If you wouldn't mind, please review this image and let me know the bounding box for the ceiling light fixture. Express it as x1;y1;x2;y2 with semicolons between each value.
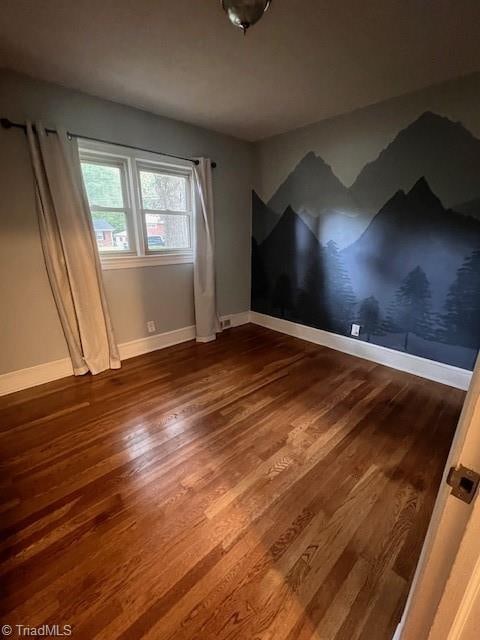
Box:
221;0;272;35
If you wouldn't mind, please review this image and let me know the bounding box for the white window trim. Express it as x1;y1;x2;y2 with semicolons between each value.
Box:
100;253;193;270
79;139;194;269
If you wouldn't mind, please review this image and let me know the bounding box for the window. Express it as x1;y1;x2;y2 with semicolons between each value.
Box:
138;167;191;252
80;142;194;268
81;160;131;253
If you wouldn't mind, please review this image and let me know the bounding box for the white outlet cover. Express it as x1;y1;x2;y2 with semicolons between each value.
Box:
351;323;360;337
147;320;156;333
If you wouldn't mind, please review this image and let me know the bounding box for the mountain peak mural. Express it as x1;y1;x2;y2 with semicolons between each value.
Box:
351;110;480;214
252;111;480;370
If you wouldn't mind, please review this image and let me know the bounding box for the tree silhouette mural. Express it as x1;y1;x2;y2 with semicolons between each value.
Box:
251;111;480;369
324;241;356;333
272;273;293;318
296;252;325;327
383;266;434;351
440;250;480;357
358;296;382;342
251;238;268;303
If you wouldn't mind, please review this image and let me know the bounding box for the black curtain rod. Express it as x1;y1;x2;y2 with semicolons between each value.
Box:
0;118;217;168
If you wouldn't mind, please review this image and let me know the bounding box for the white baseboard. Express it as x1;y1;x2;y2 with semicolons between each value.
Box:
0;312;250;396
118;325;195;359
0;358;74;397
220;311;251;328
250;311;472;391
5;309;466;395
228;311;251;327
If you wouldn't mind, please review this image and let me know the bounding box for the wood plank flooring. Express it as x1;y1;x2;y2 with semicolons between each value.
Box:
0;324;464;639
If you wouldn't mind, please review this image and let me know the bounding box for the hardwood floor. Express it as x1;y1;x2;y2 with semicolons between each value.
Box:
0;324;464;639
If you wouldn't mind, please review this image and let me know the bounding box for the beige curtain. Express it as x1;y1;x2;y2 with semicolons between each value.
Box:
26;122;121;375
193;158;220;342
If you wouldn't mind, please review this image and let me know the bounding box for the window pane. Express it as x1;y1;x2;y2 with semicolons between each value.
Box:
139;170;187;211
81;162;124;208
91;211;130;252
145;213;190;250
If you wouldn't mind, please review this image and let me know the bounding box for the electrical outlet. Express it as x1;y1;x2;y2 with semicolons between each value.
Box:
351;323;360;337
147;320;156;333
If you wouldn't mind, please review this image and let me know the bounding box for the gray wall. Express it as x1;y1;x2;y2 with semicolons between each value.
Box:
0;70;253;374
254;72;480;200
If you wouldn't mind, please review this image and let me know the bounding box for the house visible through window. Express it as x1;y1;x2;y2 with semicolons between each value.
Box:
80;142;194;268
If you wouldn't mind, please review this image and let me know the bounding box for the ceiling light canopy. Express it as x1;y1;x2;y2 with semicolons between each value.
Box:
222;0;271;35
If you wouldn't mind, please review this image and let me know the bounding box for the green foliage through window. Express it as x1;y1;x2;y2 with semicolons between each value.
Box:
81;162;124;208
140;170;186;211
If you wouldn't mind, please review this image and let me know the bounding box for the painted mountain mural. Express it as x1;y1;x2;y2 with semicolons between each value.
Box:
351;111;480;214
266;151;365;248
252;190;280;244
252;111;480;370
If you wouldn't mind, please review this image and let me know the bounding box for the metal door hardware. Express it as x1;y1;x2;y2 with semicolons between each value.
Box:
447;465;480;504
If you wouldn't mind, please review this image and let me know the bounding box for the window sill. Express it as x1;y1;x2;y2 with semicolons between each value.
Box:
100;253;193;270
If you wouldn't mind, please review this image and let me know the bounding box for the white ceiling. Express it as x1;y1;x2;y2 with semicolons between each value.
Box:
1;0;480;141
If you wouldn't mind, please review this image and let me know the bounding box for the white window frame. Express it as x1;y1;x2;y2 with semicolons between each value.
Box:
136;160;193;257
79;140;194;269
